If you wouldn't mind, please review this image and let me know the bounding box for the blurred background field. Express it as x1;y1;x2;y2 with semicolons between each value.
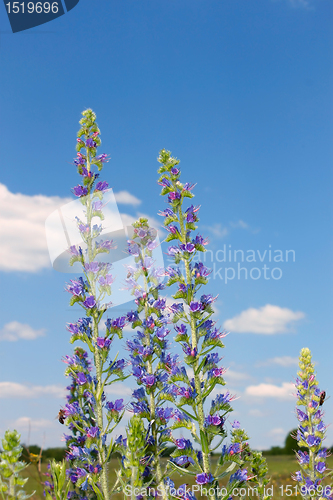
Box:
21;455;333;500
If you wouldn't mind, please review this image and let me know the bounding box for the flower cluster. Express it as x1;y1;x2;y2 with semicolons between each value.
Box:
62;110;127;500
121;218;175;499
292;348;332;500
0;430;31;500
156;149;271;500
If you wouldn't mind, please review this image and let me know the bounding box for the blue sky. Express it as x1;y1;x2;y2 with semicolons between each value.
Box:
0;0;332;451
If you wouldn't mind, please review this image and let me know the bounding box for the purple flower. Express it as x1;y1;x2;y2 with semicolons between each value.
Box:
167;245;181;256
173;409;189;422
74;156;85;166
96;154;108;163
92;200;103;211
96;239;114;250
297;409;308;422
158;177;171;188
142;374;156;387
158;208;175;217
170;303;184;314
98;274;114;286
180;242;195;253
183;182;195;191
168;191;181;202
173;456;194;467
182;343;197;358
106;399;124;412
95;181;109;192
96;337;112;349
76;373;87;385
86;138;96;148
316;462;326;473
73;185;88;197
230;468;248;483
228;443;241;455
175;438;192;450
83;295;96;308
196;473;214;485
306;435;321;447
205;414;222;427
175;323;187;335
84;262;100;273
66;278;85;296
189;301;201;313
86;427;99;438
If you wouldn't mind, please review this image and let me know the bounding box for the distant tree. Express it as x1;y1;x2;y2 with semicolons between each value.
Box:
284;429;298;455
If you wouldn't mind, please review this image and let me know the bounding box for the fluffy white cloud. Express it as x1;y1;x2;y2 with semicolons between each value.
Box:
257;356;299;367
224;369;250;384
12;416;55;430
206;223;229;238
0;321;46;342
223;304;305;334
269;427;286;436
0;382;65;399
245;382;294;400
0;183;155;273
248;409;266;417
114;191;141;206
0;183;72;272
104;383;132;396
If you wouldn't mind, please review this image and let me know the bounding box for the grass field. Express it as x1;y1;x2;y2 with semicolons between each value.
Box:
21;455;333;499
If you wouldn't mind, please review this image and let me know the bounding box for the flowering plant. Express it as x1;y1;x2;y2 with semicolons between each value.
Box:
293;348;332;500
44;111;333;500
0;429;33;500
116;217;175;500
60;109;128;500
153;149;272;500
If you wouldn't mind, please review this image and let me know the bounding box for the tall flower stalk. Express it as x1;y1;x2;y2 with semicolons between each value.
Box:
120;218;175;500
62;109;127;500
0;430;33;500
157;149;270;500
293;348;332;500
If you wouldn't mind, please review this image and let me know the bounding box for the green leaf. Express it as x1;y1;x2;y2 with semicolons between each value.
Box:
168;461;198;476
216;461;237;479
200;430;210;455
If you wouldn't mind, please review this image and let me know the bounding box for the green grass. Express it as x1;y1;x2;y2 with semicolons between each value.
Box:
21;456;333;500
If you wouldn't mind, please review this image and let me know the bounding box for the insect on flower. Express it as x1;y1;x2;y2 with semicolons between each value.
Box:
319;390;327;406
57;409;66;425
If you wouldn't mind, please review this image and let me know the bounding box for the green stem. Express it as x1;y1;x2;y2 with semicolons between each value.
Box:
177;202;215;500
85;146;110;500
143;269;168;500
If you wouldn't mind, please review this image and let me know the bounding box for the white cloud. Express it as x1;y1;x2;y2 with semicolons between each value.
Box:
0;321;46;342
248;409;266;417
104;383;132;397
256;356;299;367
206;219;259;239
206;223;229;239
223;304;305;334
0;183;157;273
224;369;250;384
12;416;55;430
0;382;65;399
0;183;72;272
245;382;294;400
114;191;141;207
269;427;286;436
273;0;314;9
229;220;249;230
